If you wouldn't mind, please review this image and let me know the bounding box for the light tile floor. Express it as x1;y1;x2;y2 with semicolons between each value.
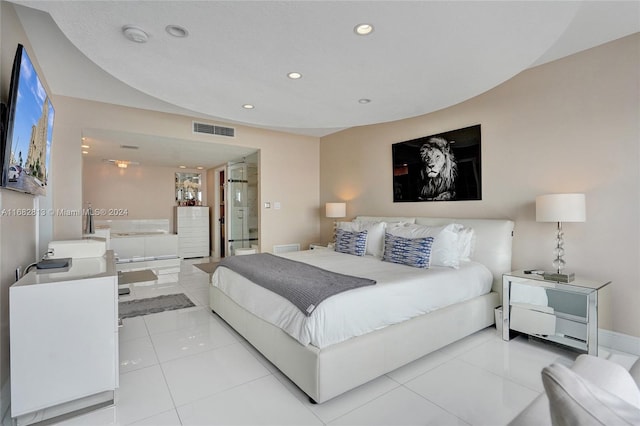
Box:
33;258;637;425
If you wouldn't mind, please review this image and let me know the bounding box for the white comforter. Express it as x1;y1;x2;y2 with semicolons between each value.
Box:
211;249;493;348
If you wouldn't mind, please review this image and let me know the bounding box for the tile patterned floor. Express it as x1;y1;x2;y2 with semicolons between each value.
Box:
11;258;636;426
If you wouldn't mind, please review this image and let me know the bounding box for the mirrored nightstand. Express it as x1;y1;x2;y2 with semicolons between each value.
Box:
502;270;611;355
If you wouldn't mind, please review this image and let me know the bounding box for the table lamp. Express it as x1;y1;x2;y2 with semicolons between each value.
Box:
536;193;586;282
325;202;346;243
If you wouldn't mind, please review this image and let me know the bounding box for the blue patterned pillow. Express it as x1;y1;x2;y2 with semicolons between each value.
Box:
335;229;368;256
383;233;434;268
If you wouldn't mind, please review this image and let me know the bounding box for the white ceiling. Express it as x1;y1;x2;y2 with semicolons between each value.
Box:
80;128;257;170
9;1;640;168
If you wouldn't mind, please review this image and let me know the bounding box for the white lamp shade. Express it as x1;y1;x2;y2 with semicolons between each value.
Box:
536;193;586;222
325;202;346;218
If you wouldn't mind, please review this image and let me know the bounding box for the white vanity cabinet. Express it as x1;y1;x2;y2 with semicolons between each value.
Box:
175;206;210;258
10;252;119;425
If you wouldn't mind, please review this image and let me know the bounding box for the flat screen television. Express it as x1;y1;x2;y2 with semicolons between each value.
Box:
1;44;54;196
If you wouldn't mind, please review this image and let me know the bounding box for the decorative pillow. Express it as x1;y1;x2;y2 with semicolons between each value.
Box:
382;233;434;268
338;221;386;258
334;229;368;256
542;363;640;426
386;223;463;268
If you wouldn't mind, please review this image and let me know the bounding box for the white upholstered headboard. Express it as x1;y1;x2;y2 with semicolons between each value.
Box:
355;216;514;297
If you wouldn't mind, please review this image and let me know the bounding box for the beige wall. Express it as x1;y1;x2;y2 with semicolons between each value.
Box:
83;161;208;232
0;2;49;413
320;34;640;337
53;97;320;254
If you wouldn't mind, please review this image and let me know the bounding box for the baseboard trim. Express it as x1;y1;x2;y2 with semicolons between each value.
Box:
599;329;640;356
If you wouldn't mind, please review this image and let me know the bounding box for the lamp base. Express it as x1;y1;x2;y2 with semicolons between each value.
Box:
542;272;575;283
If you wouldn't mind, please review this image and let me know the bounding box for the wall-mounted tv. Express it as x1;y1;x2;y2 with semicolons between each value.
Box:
2;44;55;196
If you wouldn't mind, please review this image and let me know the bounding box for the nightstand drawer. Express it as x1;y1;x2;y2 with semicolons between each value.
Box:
556;317;587;342
510;305;588;342
510;305;556;336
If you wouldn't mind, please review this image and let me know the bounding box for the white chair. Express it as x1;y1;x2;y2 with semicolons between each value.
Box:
510;354;640;425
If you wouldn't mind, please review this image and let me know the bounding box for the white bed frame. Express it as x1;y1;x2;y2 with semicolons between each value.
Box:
210;216;514;403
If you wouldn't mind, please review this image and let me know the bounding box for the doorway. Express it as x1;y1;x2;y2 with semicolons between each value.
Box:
212;151;258;259
225;159;258;255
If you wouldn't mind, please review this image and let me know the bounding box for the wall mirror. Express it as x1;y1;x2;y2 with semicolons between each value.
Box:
175;172;202;205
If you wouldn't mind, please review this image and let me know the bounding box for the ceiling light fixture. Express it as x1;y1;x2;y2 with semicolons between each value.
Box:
82;151;89;155
122;25;149;43
179;165;186;169
196;166;204;170
287;72;302;80
242;104;255;109
358;98;371;104
354;23;374;36
103;159;139;168
165;25;189;38
81;144;90;149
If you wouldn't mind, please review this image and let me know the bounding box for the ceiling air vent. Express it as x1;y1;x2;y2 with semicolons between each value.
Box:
193;121;235;138
120;144;139;150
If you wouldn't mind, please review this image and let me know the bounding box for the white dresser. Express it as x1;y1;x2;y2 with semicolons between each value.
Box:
10;251;119;425
175;206;210;258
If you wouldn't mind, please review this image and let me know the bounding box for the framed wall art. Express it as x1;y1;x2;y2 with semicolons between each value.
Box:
392;124;481;202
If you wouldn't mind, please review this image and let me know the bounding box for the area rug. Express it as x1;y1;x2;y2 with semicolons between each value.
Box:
194;262;219;274
118;269;158;285
119;293;195;319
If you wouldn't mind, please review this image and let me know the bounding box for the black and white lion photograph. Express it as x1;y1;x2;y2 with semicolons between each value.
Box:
392;125;481;202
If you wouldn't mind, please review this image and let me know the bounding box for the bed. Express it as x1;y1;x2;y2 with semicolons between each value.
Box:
209;216;514;403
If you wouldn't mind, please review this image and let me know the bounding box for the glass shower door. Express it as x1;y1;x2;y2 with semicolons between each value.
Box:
226;163;250;255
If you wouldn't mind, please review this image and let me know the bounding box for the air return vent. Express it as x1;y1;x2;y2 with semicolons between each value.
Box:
120;144;139;150
193;121;235;138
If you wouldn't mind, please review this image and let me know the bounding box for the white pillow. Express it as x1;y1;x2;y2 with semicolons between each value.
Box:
337;221;386;258
457;226;476;262
387;223;463;268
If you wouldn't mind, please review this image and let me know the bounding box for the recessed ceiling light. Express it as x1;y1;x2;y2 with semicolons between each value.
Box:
287;72;302;80
196;166;204;170
242;104;255;109
122;25;149;43
179;165;187;169
166;25;189;38
82;151;89;155
81;144;90;149
358;98;371;104
354;23;374;36
81;137;87;141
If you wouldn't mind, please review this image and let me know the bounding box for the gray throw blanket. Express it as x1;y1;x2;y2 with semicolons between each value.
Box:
218;253;376;316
